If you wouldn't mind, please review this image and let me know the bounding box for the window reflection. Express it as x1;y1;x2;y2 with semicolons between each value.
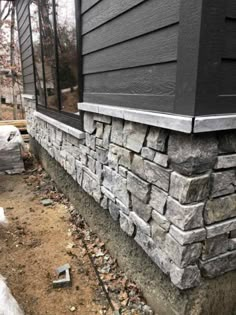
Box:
30;2;46;106
55;0;79;113
40;0;59;110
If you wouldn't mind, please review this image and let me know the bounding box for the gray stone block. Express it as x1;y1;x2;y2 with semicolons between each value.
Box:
94;114;111;124
149;246;171;275
131;195;152;222
170;225;206;245
152;211;170;231
211;170;235;198
90;149;97;160
109;201;120;221
231;229;236;238
82;172;101;203
169;172;210;204
116;198;130;215
146;127;168;152
87;156;96;174
151;221;167;247
127;172;150;203
96;122;103;138
100;196;108;210
153;152;168;167
168;132;218;176
144;160;171;192
96;146;108;164
103;166;130;207
141;147;155;161
84;112;96;134
149;186;168;214
103;124;111;149
108;144;132;170
120;212;135;236
200;251;236;278
206;217;236;238
85;133;96;150
229;239;236;251
118;166;128;178
96;138;103;147
166;197;204;230
111;117;123;146
101;186;116;202
165;234;202;268
170;264;201;290
131;154;145;179
95;161;103;179
218;131;236;153
134;229;155;255
202;234;229;260
204;194;236;224
214;154;236;170
123;121;147;153
130;212;151;236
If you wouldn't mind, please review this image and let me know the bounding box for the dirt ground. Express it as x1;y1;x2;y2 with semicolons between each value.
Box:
0;167;152;315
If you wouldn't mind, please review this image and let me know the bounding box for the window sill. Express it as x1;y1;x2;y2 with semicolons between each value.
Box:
34;111;85;140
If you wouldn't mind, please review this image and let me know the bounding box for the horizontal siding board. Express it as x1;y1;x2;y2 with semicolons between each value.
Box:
18;1;29;24
21;45;33;61
84;63;177;96
24;83;35;94
82;0;145;35
219;61;236;95
223;19;236;59
23;73;35;84
19;27;31;47
84;24;178;74
84;93;174;112
22;55;33;69
226;0;236;18
81;0;101;14
83;0;180;54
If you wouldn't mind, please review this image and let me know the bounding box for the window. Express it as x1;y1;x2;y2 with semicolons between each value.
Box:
29;0;82;128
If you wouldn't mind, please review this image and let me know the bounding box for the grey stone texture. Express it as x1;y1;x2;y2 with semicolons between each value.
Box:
166;197;204;230
165;234;202;268
146;127;168;152
170;172;210;204
127;172;150;203
202;234;229;260
170;225;206;245
25;100;236;291
123;121;147;153
131;195;152;222
211;170;235;198
168;132;218;175
170;264;201;290
214;154;236;170
204;194;236;224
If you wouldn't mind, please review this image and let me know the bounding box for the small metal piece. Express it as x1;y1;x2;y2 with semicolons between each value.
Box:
53;264;72;288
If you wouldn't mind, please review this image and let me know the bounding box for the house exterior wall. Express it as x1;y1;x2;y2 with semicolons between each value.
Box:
23;96;236;292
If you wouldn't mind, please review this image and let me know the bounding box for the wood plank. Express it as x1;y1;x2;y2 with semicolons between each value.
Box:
82;0;145;35
84;25;178;74
83;0;180;54
0;120;27;130
223;19;236;59
84;63;177;96
84;93;174;112
226;0;236;18
81;0;101;14
219;61;236;95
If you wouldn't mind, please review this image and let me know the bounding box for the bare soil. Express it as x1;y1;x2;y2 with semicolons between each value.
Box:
0;166;151;315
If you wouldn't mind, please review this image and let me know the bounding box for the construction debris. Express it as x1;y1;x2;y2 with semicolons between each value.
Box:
0;125;25;174
53;263;72;289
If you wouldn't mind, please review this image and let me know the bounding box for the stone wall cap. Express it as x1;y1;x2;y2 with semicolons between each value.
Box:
78;102;236;134
34;111;85;140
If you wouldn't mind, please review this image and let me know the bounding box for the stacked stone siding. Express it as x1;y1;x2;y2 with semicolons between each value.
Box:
24;98;236;290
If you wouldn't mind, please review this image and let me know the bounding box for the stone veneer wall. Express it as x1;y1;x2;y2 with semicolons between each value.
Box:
24;98;236;290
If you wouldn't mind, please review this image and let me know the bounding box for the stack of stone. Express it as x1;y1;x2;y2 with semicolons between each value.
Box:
24;98;236;290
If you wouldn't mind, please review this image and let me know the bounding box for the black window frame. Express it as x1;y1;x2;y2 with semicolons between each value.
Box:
29;0;83;130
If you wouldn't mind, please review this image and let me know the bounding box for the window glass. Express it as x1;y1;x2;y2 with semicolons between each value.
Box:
40;0;59;110
30;2;46;106
55;0;79;113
